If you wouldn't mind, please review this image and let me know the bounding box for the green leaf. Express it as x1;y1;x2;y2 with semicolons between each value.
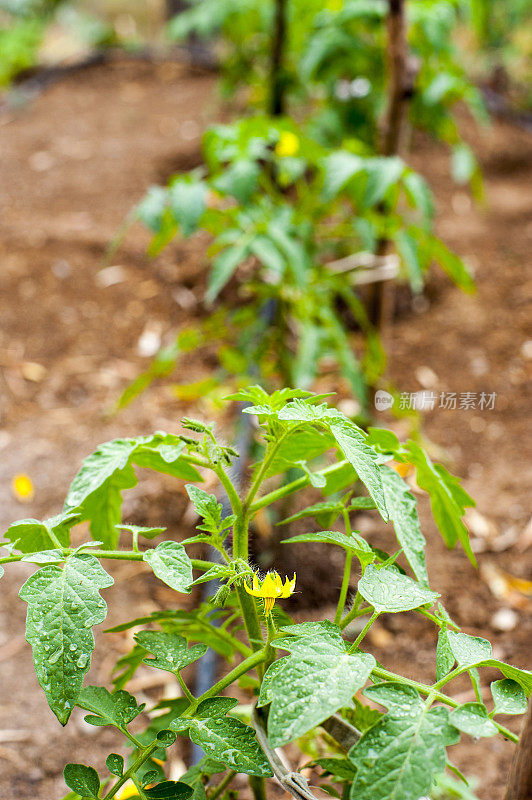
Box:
19;554;113;724
168;177;207;237
322;151;365;200
349;683;452;800
132;442;202;481
213;159;260;204
436;627;455;682
380;466;428;585
430;236;476;294
136;186;168;232
263;626;375;747
281;530;375;568
145;781;194;800
406;441;476;565
206;240;251;303
117;524;166;540
276;401;388;520
106;754;124;776
249;234;285;275
63;763;100;799
172;700;271;777
134;631;207;674
358;564;439;613
402;171;434;220
363;156;405;207
65;438;139;549
395;230;423;294
3;509;81;554
451;144;476;185
450;702;497;738
491;680;528;715
143;542;193;592
65;436;201;549
445;632;532;694
313;757;357;782
185;485;224;534
446;631;492;668
77;685;144;728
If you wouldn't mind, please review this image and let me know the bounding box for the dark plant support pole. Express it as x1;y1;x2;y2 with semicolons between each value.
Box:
270;0;288;116
370;0;409;331
505;697;532;800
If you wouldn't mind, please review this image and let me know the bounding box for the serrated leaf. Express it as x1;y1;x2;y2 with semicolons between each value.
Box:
3;509;81;554
358;564;439;614
144;542;193;593
134;631;207;674
381;466;428;585
349;683;451;800
63;763;100;799
445;631;532;694
65;436;201;548
406;441;476;565
185;485;223;534
188;564;234;586
263;626;375;747
77;685;144;728
171;700;271;777
106;753;124;776
145;781;194;800
450;702;497;738
491;680;528;715
19;554;113;724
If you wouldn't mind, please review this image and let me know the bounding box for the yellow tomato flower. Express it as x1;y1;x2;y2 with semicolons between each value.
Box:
11;473;34;502
244;571;296;615
115;780;139;800
275;131;300;158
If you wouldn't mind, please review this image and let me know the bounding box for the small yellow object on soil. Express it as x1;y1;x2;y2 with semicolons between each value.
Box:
11;474;34;502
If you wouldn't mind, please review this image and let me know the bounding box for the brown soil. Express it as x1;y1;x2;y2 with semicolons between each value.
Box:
0;59;530;800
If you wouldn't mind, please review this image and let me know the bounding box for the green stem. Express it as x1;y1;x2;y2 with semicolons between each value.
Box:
335;510;354;624
249;775;268;800
0;550;214;571
177;672;196;703
432;667;464;691
371;666;519;743
339;592;364;630
131;773;149;800
103;741;159;799
208;771;237;800
349;611;379;652
249;460;349;514
335;552;353;625
184;648;268;717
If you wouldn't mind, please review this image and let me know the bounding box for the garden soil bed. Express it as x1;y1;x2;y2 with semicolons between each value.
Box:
0;59;530;799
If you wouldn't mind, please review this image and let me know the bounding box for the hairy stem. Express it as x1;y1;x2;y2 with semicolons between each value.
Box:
349;611;379;652
208;770;238;800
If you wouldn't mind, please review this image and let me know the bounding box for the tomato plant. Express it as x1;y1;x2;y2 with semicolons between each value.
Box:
2;389;530;800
